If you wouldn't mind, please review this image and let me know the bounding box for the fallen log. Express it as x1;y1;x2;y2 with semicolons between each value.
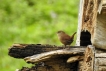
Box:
24;48;84;63
8;44;86;71
8;43;86;58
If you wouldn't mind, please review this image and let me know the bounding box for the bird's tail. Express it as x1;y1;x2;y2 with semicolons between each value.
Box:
71;32;77;39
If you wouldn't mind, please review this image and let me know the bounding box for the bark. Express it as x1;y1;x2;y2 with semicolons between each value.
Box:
67;56;83;63
94;53;106;71
81;45;95;71
76;0;106;50
8;43;86;58
24;49;84;63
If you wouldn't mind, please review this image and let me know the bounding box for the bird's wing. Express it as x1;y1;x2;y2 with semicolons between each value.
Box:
62;34;73;43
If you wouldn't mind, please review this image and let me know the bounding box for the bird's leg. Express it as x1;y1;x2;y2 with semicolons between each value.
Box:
67;45;70;49
65;45;66;48
64;45;70;50
62;45;66;49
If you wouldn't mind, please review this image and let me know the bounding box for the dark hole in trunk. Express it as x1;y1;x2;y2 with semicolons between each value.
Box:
80;31;91;46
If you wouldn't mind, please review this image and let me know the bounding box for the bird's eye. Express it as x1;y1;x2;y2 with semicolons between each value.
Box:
57;31;63;33
57;31;60;33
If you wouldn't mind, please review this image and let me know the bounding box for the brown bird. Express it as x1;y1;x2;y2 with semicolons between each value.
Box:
57;31;76;47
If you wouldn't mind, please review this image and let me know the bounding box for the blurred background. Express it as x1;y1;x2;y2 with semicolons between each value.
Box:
0;0;79;71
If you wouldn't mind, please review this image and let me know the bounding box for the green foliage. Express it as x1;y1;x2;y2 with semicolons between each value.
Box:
0;0;79;71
